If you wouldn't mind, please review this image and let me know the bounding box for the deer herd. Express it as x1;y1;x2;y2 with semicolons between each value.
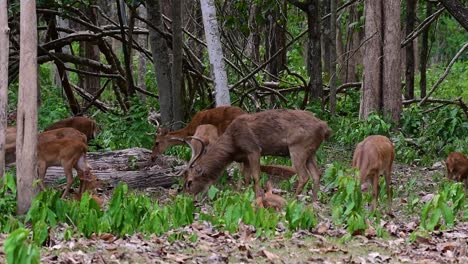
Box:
5;106;468;212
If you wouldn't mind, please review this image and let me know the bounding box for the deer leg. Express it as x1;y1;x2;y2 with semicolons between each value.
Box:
246;153;261;195
384;169;392;213
37;161;47;191
238;162;251;190
306;154;322;203
371;173;379;212
290;147;310;198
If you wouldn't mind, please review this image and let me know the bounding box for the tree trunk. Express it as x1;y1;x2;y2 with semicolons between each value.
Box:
420;1;433;99
137;5;148;96
329;0;337;114
116;0;135;97
439;0;468;31
172;0;184;129
246;3;260;64
322;0;331;77
404;0;416;100
79;7;100;96
0;0;8;178
306;1;323;100
360;0;382;119
200;0;231;106
265;2;287;79
382;0;402;123
146;0;174;126
17;0;38;215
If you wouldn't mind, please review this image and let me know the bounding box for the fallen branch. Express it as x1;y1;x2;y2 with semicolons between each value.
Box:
405;97;468;118
419;42;468;105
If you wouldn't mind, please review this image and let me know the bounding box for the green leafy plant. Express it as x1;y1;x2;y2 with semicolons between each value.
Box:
285;200;317;231
330;167;367;234
420;181;465;231
4;228;40;264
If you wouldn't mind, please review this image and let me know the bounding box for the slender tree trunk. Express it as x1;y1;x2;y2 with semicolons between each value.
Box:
360;0;382;119
172;0;184;129
246;2;260;64
322;0;331;76
200;0;231;106
404;0;417;100
79;7;101;96
137;5;147;95
329;0;337;114
146;0;174;126
382;0;402;123
420;1;433;99
17;0;38;215
116;0;135;97
0;0;8;178
306;2;323;100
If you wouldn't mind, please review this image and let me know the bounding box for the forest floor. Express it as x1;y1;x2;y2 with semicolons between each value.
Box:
0;146;467;264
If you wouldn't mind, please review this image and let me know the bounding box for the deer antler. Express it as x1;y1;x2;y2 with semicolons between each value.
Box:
171;136;206;177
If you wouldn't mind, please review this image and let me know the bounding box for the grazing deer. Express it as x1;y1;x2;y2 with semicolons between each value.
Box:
45;116;98;142
151;106;245;161
183;109;331;202
37;138;92;198
446;152;468;189
352;135;394;212
255;180;287;211
179;124;297;185
5;127;87;165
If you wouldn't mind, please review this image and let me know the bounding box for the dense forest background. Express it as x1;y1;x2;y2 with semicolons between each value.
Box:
0;0;467;263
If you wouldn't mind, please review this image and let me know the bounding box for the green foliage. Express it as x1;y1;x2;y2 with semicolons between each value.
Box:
93;97;155;150
4;228;40;264
330;166;367;234
285;200;317;231
0;172;20;233
420;181;465;231
332;113;392;146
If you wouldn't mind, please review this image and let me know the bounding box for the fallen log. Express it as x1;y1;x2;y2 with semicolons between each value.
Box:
40;147;184;189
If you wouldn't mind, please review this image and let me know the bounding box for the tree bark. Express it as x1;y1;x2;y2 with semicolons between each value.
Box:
420;1;433;99
137;5;148;96
17;0;38;215
439;0;468;31
329;0;337;114
404;0;417;100
0;0;8;178
171;0;184;129
360;0;382;119
265;2;287;79
79;6;101;96
322;0;331;76
246;3;260;63
146;0;174;126
200;0;231;106
382;0;402;123
116;0;135;97
306;1;324;100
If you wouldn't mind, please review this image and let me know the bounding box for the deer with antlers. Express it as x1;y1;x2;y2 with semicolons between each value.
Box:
151;106;246;161
181;109;331;202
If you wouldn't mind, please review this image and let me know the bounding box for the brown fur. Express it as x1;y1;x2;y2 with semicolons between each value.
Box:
151;106;245;161
187;124;297;184
184;109;331;202
73;172;103;208
5;126;17;164
45;116;98;142
352;135;394;212
255;181;287;211
39;127;87;144
37;138;92;198
446;152;468;189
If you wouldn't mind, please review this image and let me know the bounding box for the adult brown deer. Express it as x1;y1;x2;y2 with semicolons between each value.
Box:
183;109;331;202
45;116;98;142
446;152;468;189
352;135;394;212
151;106;245;161
37;138;92;198
180;124;297;183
